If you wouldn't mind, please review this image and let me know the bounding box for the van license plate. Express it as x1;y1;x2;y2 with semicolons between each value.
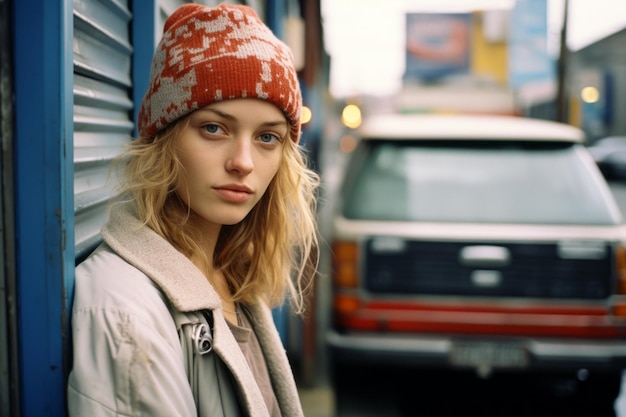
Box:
450;342;528;368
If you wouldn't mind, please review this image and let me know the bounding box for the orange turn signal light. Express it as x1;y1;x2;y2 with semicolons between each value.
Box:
612;302;626;318
333;294;360;314
616;246;626;294
332;241;358;288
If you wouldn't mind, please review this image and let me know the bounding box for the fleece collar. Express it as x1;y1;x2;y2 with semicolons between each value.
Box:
101;202;222;312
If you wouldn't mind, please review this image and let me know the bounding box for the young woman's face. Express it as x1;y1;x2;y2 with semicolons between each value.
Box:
174;98;288;227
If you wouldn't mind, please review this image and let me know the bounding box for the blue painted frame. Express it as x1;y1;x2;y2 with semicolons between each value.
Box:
12;0;74;415
266;0;286;39
131;0;157;139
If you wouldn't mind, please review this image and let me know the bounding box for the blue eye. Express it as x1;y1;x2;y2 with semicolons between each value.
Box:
259;133;280;144
203;123;223;134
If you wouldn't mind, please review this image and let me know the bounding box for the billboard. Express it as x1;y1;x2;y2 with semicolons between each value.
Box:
508;0;554;89
404;13;471;83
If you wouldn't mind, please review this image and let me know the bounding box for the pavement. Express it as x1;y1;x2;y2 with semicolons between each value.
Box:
299;371;626;417
299;385;335;417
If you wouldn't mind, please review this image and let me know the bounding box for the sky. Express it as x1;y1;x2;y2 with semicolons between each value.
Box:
321;0;626;98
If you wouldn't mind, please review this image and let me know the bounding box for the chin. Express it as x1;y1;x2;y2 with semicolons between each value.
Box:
221;218;246;226
189;207;249;227
215;210;250;226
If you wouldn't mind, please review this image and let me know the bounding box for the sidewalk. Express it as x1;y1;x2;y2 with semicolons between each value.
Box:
299;385;335;417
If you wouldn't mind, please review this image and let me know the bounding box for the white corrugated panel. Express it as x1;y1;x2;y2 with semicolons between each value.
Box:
73;0;133;260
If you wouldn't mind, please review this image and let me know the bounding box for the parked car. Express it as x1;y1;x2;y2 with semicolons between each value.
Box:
327;113;626;407
587;136;626;180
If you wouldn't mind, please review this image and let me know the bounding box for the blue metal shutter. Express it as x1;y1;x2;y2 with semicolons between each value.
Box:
73;0;133;260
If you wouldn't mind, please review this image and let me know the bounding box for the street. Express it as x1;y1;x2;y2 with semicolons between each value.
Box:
328;363;624;417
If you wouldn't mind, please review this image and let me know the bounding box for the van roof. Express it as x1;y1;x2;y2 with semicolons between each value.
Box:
358;114;585;143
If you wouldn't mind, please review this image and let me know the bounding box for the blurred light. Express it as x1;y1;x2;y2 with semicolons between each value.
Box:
339;134;358;153
341;104;362;129
300;105;312;124
580;86;600;103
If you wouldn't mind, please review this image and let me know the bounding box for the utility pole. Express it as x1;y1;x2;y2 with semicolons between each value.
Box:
556;0;569;122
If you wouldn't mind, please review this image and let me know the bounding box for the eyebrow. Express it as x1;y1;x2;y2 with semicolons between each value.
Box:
198;108;288;128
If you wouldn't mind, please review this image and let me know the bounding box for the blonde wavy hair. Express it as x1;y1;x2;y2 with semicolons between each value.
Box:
113;115;320;314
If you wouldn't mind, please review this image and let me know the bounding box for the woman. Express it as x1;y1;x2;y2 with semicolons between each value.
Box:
67;3;319;417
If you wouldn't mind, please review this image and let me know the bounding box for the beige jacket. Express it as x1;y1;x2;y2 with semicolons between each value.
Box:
67;203;304;417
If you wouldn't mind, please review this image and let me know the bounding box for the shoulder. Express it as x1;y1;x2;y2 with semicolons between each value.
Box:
74;243;169;323
72;243;182;360
69;245;196;416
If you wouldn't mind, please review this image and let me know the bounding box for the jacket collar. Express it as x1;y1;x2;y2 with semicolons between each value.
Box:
101;202;221;312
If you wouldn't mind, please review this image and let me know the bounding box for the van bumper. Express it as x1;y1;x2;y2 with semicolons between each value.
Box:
326;330;626;372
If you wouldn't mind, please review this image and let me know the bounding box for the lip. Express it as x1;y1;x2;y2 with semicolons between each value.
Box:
213;184;254;203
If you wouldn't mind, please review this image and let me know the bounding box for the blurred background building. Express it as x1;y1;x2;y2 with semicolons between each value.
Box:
322;0;626;142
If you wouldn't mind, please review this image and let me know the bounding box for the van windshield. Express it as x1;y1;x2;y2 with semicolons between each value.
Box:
342;140;619;225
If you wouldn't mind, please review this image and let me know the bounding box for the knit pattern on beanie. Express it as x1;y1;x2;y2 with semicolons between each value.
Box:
138;3;302;141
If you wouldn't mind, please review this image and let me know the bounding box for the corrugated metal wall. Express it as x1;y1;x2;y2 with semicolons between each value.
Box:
73;0;134;260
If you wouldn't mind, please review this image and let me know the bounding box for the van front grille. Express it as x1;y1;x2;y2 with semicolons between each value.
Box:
363;240;611;299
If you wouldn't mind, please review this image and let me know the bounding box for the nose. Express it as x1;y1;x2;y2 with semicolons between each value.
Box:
225;137;254;175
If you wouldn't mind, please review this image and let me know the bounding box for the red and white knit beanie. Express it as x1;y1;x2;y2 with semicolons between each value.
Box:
138;3;302;141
